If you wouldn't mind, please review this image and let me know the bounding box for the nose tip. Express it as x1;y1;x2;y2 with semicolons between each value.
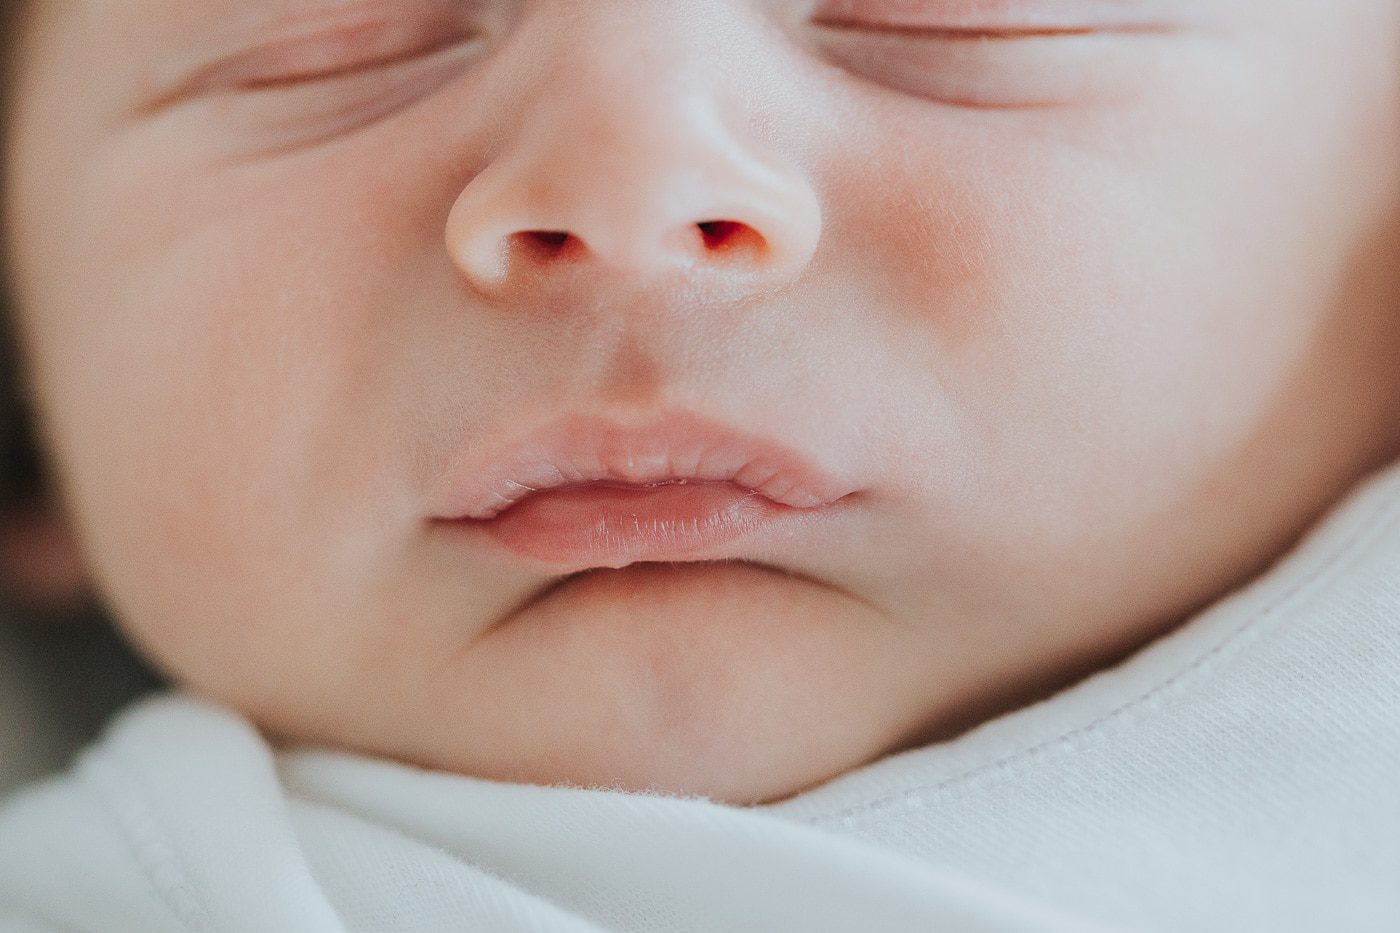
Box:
444;97;822;300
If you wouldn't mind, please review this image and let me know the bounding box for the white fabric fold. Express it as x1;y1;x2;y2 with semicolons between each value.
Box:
2;456;1398;931
0;694;1097;931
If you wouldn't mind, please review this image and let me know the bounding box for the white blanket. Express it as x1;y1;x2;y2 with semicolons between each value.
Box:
2;455;1398;931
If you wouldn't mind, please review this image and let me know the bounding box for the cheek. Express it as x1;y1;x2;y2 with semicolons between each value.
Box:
829;104;1333;541
13;158;425;644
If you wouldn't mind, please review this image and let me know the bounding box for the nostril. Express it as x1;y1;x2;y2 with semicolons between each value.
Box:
523;230;574;252
696;220;766;256
507;230;586;266
490;223;773;280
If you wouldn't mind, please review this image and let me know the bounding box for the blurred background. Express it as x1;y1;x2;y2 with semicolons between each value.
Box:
0;604;162;797
0;202;164;798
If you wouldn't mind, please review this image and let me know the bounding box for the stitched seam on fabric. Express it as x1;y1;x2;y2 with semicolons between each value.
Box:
805;497;1400;828
80;751;214;933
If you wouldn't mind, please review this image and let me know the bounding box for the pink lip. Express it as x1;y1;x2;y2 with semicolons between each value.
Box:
428;411;859;569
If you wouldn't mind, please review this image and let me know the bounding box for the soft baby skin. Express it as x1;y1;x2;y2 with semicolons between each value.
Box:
4;0;1400;805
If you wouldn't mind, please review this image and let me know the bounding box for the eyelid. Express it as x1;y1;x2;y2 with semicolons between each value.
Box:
144;13;480;112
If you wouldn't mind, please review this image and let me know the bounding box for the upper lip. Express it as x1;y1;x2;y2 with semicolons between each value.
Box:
431;409;860;521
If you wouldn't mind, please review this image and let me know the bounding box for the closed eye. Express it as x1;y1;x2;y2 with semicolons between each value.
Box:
144;17;484;113
228;32;483;94
138;24;488;163
808;11;1181;110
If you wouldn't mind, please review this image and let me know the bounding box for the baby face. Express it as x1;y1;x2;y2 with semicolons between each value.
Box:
4;0;1399;804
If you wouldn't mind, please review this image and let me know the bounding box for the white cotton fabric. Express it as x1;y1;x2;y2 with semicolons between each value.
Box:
1;456;1398;932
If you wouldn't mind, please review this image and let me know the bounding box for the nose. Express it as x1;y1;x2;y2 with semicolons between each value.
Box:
444;15;822;303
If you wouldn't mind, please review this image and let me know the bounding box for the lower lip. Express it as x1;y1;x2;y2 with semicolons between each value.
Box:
469;481;788;567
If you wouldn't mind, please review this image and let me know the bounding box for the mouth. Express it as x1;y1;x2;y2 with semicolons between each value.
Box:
468;478;790;567
428;410;861;571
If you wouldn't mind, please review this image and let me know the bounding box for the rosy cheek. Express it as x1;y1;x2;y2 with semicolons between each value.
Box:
822;127;1083;355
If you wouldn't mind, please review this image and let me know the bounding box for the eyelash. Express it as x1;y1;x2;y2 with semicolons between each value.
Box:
811;18;1099;41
